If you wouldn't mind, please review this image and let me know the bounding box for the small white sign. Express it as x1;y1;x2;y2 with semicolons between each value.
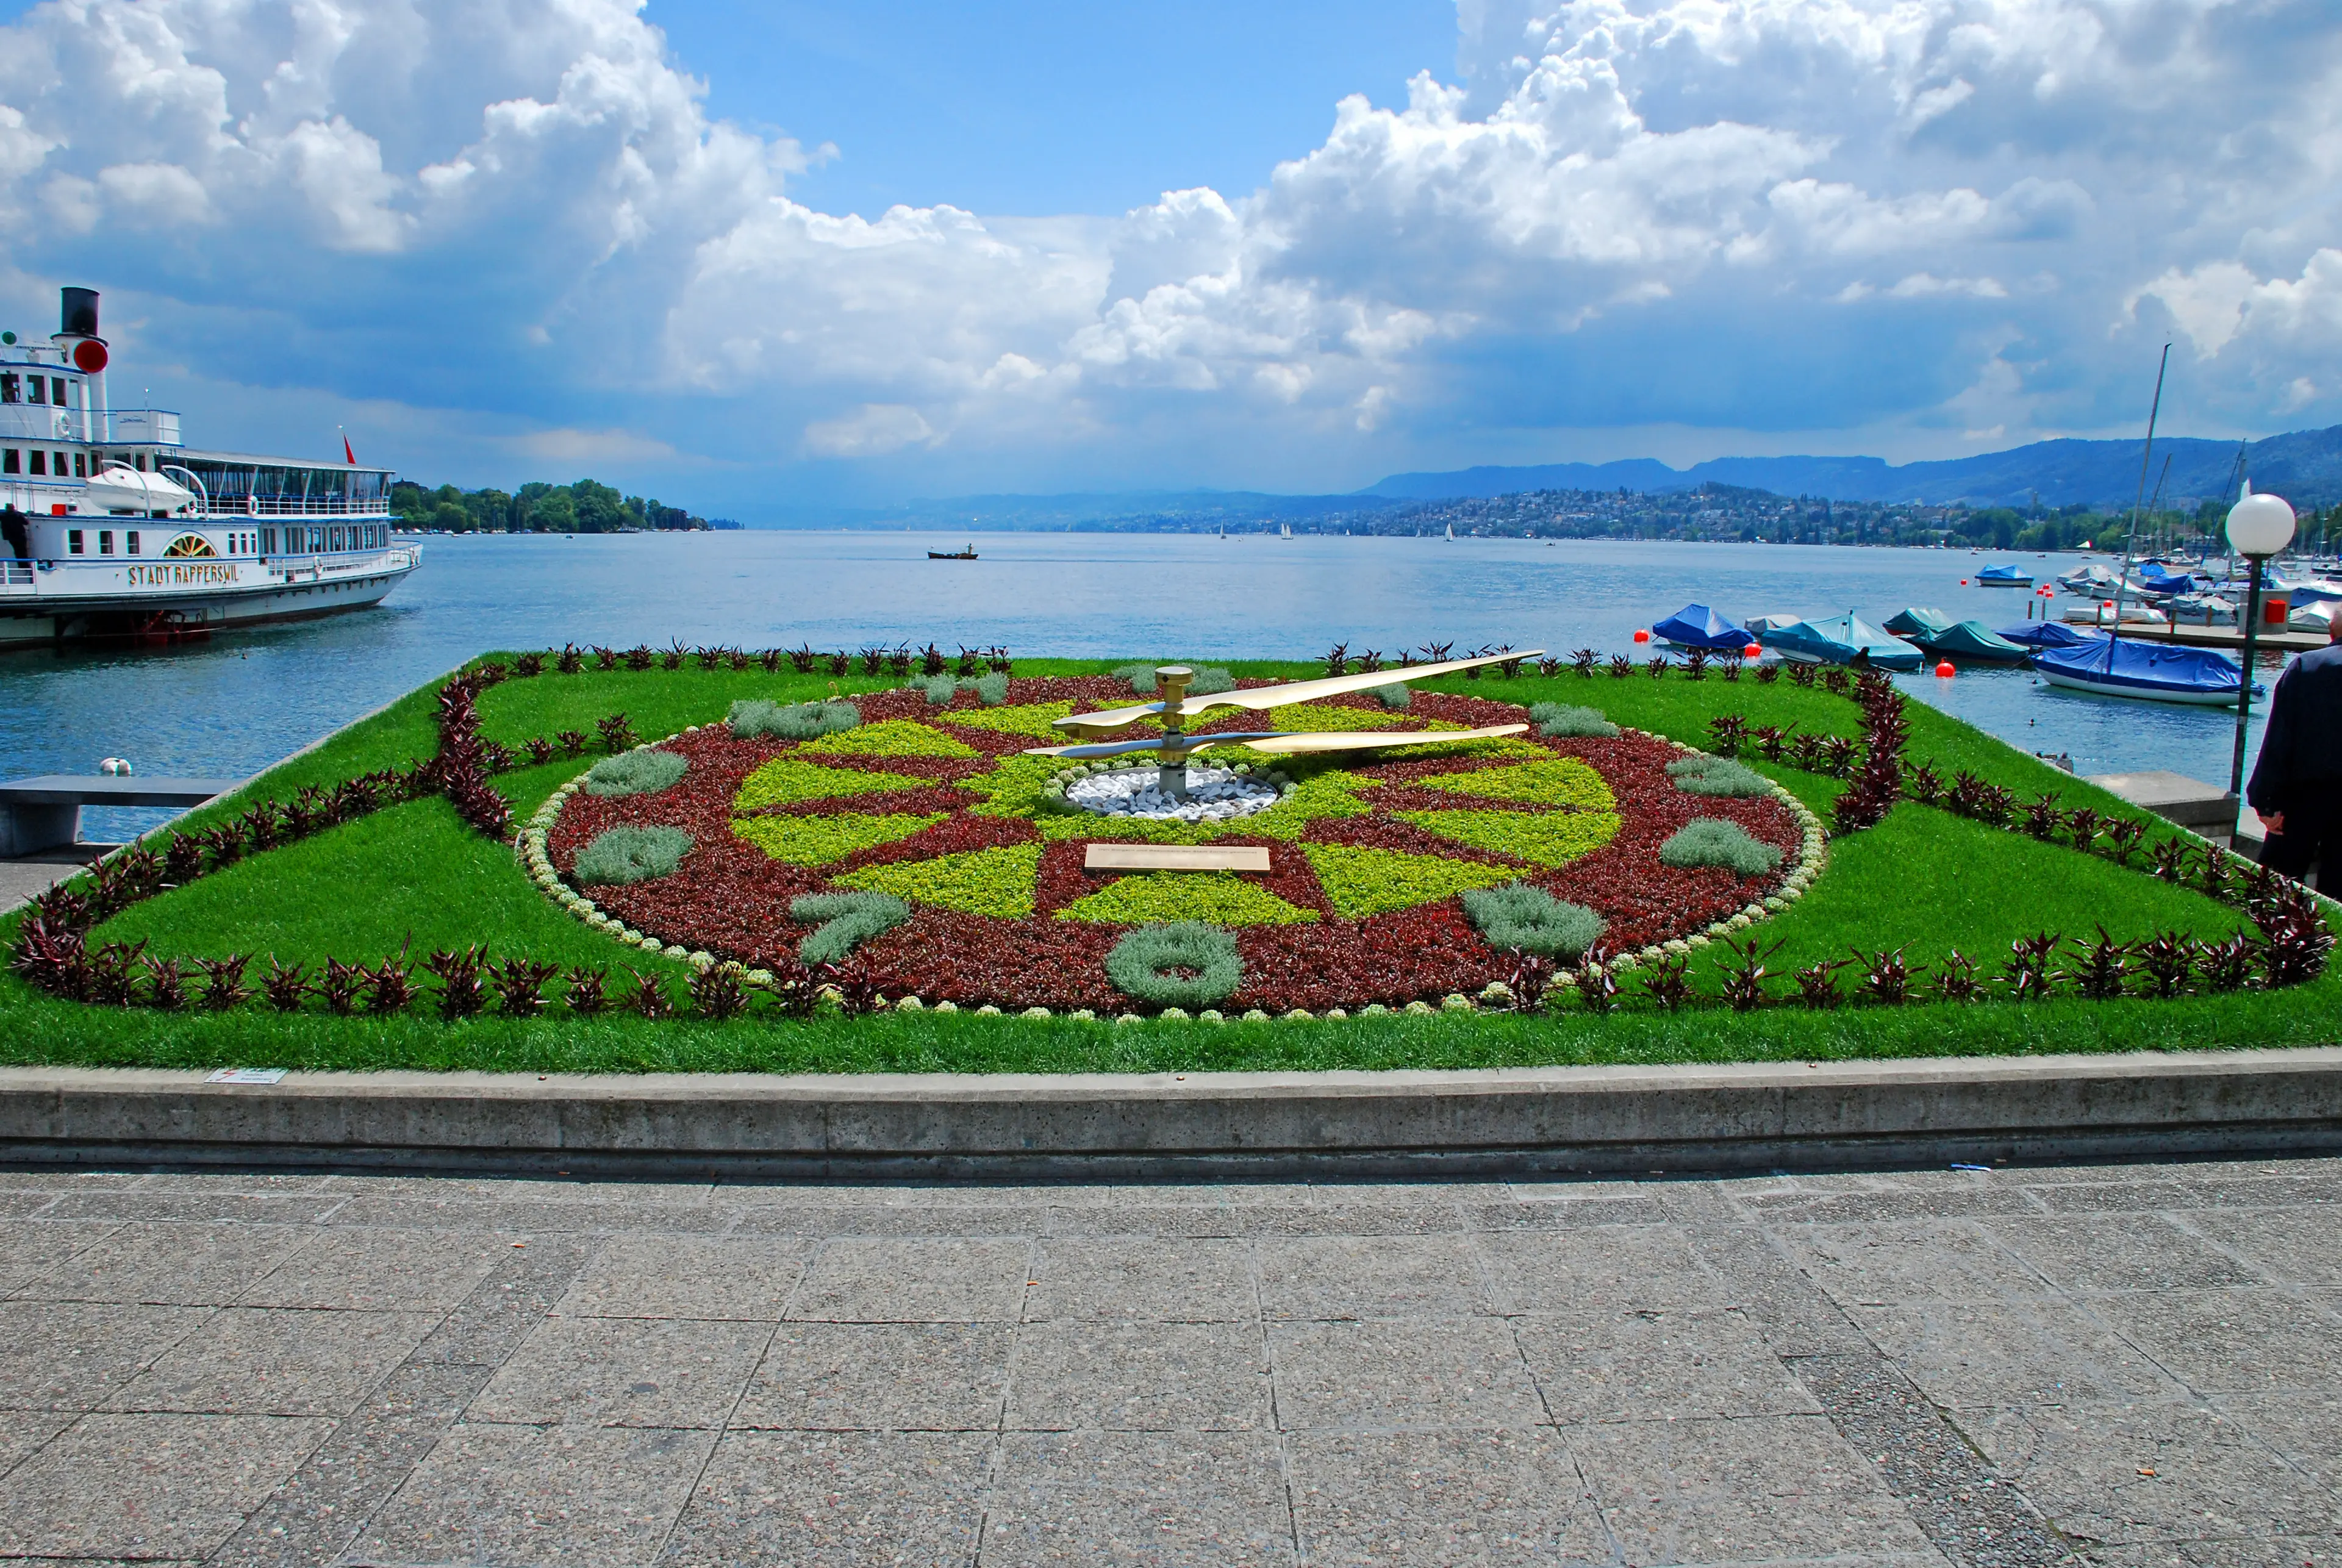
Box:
206;1067;287;1084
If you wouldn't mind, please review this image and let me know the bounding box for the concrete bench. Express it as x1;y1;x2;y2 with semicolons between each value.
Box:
0;775;245;857
2087;769;2265;854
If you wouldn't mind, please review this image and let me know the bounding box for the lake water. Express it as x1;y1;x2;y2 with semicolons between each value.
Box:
0;530;2288;840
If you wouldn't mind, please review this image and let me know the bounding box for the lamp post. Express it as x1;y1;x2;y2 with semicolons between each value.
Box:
2226;484;2296;834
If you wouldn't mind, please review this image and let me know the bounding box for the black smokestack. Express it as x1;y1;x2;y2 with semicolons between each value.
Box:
60;287;99;337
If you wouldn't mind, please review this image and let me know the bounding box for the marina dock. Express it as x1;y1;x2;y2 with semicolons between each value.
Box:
2118;621;2329;655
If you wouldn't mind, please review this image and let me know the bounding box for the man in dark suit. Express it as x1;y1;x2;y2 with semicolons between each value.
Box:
2249;617;2342;892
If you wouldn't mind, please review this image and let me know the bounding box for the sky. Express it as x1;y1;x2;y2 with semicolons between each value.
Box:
0;0;2335;518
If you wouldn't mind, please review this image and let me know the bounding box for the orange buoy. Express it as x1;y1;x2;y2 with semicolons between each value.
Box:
1632;628;1650;643
1935;660;1955;678
1960;579;1969;586
1742;642;1762;658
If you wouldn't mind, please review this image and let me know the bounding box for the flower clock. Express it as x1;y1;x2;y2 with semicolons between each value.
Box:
529;673;1822;1015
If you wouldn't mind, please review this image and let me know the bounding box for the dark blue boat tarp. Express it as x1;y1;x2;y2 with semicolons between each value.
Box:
2033;637;2243;696
1997;621;2100;650
1758;614;1925;671
1650;603;1753;651
2138;572;2201;596
1976;564;2032;582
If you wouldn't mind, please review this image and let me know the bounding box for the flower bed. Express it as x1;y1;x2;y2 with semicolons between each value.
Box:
529;676;1819;1012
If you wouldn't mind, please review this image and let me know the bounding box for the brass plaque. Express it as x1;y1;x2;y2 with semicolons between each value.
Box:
1084;843;1271;873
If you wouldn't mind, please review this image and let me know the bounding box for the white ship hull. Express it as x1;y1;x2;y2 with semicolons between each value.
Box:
0;546;419;647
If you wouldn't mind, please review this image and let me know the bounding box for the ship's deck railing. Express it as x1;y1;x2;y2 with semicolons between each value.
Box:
195;497;392;518
0;560;31;587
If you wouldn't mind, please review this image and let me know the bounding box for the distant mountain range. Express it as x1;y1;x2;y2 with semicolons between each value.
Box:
1364;424;2342;509
776;421;2341;530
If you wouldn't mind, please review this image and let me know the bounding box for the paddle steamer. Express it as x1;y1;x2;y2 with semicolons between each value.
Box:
0;287;417;648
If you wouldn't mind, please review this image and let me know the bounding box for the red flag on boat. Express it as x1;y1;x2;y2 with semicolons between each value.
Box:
342;430;356;464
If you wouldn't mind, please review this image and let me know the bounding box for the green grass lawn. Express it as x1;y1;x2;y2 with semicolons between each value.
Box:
3;655;2330;1074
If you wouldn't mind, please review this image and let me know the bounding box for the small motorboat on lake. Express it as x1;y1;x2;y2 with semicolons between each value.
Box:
1975;564;2033;587
2057;564;2122;596
2062;601;2169;628
1997;621;2102;651
1758;612;1925;671
2290;600;2340;635
1883;606;1952;640
1650;603;1755;652
1884;607;2030;664
2033;636;2254;706
2168;594;2238;626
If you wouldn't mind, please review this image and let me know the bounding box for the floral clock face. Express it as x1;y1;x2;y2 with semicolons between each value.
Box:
542;676;1808;1013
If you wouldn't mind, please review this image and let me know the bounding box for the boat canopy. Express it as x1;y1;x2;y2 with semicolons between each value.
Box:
1922;620;2032;661
2286;579;2342;606
1883;607;1953;640
1975;564;2033;584
1742;613;1804;635
85;462;196;515
2135;570;2202;596
1996;621;2099;650
1650;603;1753;651
2033;638;2245;701
1758;613;1925;671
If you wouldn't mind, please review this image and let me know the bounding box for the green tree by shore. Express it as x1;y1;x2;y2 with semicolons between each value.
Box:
391;478;733;534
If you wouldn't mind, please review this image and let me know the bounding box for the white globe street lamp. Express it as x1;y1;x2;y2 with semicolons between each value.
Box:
2226;483;2297;825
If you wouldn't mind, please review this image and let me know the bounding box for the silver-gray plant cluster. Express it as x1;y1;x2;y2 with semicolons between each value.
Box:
1659;818;1785;876
729;699;862;740
1666;754;1773;798
918;673;1011;706
574;825;693;886
1114;662;1236;696
790;891;912;965
1370;683;1412;709
1460;881;1606;958
1529;701;1619;739
582;749;688;798
1105;922;1244;1008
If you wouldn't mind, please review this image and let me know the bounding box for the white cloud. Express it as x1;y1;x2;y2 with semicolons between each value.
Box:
0;0;2332;497
801;403;935;459
505;426;680;463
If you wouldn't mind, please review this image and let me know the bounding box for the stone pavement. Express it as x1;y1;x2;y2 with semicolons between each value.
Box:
0;1158;2332;1566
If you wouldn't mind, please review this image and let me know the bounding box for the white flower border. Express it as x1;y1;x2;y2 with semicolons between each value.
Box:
516;721;1828;1020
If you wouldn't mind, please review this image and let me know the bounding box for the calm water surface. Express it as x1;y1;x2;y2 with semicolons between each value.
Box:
0;531;2286;839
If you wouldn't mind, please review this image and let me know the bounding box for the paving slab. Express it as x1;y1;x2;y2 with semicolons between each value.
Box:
0;1156;2326;1561
1286;1427;1611;1566
661;1428;988;1567
348;1421;717;1566
733;1321;1014;1431
1005;1318;1272;1432
0;1411;333;1559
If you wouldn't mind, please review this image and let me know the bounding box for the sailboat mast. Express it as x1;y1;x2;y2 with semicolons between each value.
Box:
2108;343;2170;656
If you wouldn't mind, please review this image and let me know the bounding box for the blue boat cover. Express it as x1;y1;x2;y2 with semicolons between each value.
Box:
1996;621;2100;650
1650;603;1753;651
2137;571;2201;596
1976;564;2032;582
2033;637;2243;696
1758;614;1925;671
